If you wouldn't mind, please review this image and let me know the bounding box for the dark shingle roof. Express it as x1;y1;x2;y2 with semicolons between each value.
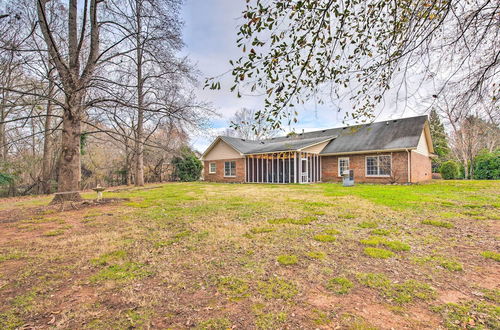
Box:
320;115;428;154
221;135;334;154
207;115;428;156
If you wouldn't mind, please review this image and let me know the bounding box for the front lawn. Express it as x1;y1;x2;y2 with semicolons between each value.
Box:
0;181;499;329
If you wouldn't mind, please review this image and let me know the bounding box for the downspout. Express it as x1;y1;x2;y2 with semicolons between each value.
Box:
406;149;411;183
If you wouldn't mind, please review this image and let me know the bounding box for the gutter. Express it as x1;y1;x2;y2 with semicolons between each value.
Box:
320;147;416;156
406;149;411;183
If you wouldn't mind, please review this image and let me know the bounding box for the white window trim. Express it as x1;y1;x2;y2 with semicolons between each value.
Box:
338;157;350;177
365;155;392;177
224;161;236;177
208;162;216;174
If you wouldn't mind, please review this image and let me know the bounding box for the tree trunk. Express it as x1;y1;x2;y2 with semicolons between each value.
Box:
0;121;5;161
134;0;145;186
135;103;144;186
125;141;132;185
0;87;8;160
41;64;55;194
57;103;81;193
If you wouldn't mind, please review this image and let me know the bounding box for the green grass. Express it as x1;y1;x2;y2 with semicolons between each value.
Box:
323;228;341;235
364;247;394;259
358;221;378;229
250;226;275;234
439;259;463;271
360;236;411;251
217;277;249;300
91;250;127;266
481;288;500;304
326;277;354;294
414;255;464;271
277;255;298;265
481;251;500;262
422;219;454;229
371;229;390;236
357;273;435;305
90;262;151;282
257;278;298;300
432;301;500;330
306;251;326;259
323;181;496;210
0;251;23;262
42;229;65;237
313;234;337;242
383;240;411;252
268;216;316;225
255;312;287;329
196;318;231;330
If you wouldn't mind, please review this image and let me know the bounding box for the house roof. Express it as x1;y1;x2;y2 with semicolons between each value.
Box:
320;115;429;154
202;115;430;157
219;135;335;154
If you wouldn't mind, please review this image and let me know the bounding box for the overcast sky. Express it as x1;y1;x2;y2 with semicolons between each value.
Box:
181;0;427;152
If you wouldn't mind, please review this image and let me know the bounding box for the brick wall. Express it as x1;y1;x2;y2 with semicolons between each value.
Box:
203;158;246;183
410;151;432;183
321;151;412;184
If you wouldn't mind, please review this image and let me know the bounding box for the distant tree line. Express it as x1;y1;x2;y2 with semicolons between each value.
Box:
430;110;499;180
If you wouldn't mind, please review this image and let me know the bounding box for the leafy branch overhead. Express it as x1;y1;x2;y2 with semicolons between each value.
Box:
206;0;499;130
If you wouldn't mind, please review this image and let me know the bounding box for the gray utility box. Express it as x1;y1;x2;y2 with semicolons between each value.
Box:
342;169;354;187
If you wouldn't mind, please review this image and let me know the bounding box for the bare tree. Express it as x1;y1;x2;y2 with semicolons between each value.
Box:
450;116;499;178
104;0;185;186
35;0;105;199
224;107;279;140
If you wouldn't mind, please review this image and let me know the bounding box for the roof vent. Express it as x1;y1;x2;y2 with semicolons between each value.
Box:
393;120;397;122
321;130;326;132
260;141;265;144
241;139;245;141
342;127;347;130
386;121;389;125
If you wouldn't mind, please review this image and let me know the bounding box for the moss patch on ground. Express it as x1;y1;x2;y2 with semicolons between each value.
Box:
357;273;435;305
422;219;454;229
257;278;298;300
363;247;395;259
326;277;354;294
432;301;500;330
277;255;298;265
481;250;500;262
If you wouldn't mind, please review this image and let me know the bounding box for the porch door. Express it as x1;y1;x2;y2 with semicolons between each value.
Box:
301;158;308;183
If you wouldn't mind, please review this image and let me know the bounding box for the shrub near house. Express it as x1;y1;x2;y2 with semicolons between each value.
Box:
440;161;460;180
172;148;203;181
473;150;500;180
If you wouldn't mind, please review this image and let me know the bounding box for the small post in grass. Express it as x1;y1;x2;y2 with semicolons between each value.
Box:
93;184;106;202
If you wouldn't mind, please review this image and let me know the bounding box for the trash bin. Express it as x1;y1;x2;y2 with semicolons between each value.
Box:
342;169;354;187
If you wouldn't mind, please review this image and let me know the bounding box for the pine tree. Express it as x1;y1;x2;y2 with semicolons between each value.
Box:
429;110;451;170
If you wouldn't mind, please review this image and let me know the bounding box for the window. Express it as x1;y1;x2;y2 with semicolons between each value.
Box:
338;157;350;176
366;155;392;177
209;162;216;174
224;161;236;177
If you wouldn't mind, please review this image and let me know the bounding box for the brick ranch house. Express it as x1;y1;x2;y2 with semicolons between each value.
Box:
201;115;434;184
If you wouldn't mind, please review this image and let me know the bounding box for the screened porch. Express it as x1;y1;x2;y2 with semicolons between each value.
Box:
245;152;321;184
